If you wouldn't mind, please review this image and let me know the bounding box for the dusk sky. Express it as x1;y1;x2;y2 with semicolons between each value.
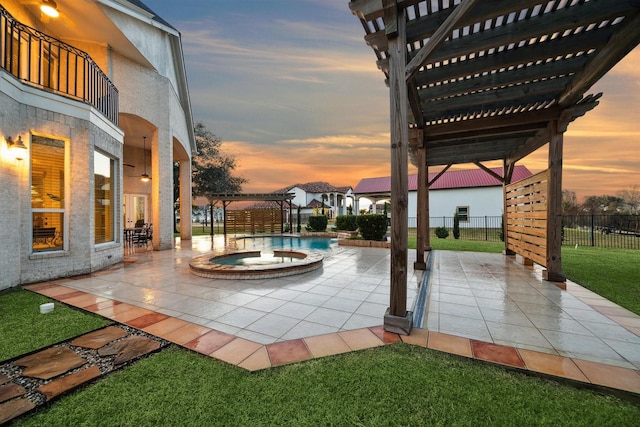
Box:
146;1;639;202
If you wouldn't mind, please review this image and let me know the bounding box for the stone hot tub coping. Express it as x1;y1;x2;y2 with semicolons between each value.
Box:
189;249;324;280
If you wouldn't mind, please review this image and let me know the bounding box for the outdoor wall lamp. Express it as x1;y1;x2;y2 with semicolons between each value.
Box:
7;135;27;161
40;0;60;18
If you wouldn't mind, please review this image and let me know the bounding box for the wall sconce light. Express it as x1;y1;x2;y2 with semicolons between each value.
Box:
7;135;28;161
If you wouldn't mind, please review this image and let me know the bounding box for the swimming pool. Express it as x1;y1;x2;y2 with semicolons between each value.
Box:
232;236;337;252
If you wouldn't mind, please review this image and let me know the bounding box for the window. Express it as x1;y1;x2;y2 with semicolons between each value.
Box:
31;136;66;252
456;206;469;222
94;151;115;244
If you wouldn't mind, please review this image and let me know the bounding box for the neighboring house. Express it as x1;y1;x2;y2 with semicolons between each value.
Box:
0;1;195;290
271;182;353;221
353;166;532;225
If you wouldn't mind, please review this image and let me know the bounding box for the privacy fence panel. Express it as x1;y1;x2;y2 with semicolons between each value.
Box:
504;170;549;266
226;210;283;234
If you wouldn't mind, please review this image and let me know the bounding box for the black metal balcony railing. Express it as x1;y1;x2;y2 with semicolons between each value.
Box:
0;6;118;125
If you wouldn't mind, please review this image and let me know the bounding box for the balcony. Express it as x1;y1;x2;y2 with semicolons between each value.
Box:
0;6;118;125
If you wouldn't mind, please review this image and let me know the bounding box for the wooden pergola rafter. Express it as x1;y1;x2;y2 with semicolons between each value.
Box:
349;0;640;334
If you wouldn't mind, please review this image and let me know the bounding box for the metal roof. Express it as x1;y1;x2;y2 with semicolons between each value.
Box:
349;0;640;167
354;165;532;194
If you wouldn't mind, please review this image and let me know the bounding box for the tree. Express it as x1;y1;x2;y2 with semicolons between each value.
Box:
618;185;639;214
453;212;460;239
562;190;580;215
191;122;247;233
581;195;624;214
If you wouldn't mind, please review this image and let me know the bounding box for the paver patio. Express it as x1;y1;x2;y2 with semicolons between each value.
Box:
4;235;639;424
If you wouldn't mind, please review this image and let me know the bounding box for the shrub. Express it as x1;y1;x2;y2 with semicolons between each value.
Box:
307;215;328;232
435;226;449;239
453;212;460;239
356;214;387;241
335;215;358;231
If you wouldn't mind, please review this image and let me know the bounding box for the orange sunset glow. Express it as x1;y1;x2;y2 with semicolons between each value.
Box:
153;2;639;203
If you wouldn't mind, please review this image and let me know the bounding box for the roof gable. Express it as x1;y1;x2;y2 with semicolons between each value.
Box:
271;182;352;195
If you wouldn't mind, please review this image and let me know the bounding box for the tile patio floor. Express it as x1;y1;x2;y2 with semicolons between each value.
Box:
23;236;640;395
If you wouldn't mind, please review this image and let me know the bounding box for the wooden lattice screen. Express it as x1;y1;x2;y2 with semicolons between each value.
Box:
505;170;549;267
225;209;282;234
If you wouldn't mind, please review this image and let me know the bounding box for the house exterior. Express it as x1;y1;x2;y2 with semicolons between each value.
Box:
272;182;353;221
0;0;195;291
353;166;532;225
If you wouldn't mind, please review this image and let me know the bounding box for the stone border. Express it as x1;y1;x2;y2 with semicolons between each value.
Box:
189;250;324;280
338;239;390;248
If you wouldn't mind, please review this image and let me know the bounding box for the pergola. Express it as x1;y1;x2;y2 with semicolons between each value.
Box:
349;0;640;334
205;193;295;235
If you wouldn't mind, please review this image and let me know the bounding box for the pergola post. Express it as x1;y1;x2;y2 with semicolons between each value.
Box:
222;201;228;236
383;1;411;335
543;120;566;283
414;136;429;270
502;159;515;256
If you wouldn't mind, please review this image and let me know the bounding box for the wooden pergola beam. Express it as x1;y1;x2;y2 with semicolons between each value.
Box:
206;193;295;202
559;11;640;107
405;0;479;82
423;108;562;139
428;164;451;187
473;162;505;183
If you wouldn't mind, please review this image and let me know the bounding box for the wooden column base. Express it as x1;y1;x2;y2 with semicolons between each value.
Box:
542;270;567;290
413;261;426;270
384;308;413;335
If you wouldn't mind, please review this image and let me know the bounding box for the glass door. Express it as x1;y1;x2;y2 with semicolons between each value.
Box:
123;194;148;229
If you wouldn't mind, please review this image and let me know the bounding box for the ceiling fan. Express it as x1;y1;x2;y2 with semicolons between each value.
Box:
128;136;151;182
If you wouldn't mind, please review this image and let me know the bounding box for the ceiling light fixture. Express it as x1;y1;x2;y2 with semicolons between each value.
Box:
40;0;60;18
140;136;150;182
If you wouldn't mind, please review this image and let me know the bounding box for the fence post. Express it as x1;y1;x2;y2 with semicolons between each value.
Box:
485;216;488;241
591;214;595;247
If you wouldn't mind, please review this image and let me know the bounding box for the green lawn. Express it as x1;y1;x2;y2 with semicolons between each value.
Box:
0;289;111;361
17;345;640;426
562;246;640;315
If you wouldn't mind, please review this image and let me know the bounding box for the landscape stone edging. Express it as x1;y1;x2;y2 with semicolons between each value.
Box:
338;239;390;248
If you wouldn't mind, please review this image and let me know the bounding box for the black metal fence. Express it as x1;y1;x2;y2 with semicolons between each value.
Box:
562;214;639;249
1;6;118;125
409;215;503;242
407;214;640;249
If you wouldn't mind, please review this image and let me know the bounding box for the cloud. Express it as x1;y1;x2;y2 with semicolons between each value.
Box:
178;18;378;83
159;2;639;204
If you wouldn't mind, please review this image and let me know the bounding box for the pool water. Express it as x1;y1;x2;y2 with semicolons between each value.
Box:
215;252;301;266
233;236;337;252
